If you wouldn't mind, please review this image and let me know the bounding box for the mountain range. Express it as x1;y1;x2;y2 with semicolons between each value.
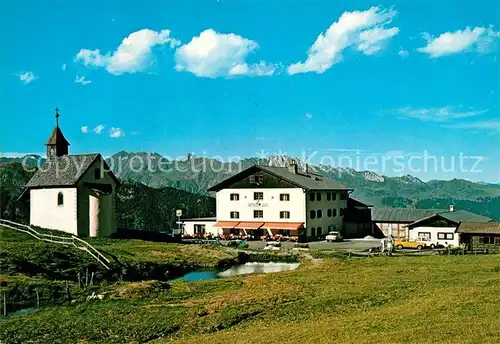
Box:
106;152;500;216
1;152;499;222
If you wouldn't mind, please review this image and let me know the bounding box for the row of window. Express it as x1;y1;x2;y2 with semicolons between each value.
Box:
230;210;290;219
230;192;290;201
438;233;454;240
310;227;323;236
229;208;345;219
310;209;345;219
229;191;348;202
309;192;348;202
249;174;264;184
479;236;500;245
418;232;454;240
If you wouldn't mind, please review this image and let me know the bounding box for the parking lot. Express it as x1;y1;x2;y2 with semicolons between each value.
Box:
247;238;384;251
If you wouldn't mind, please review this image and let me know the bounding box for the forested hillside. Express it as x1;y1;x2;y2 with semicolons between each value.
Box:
117;180;215;231
0;163;215;231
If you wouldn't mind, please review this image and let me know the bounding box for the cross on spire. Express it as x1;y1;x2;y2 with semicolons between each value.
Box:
55;107;60;126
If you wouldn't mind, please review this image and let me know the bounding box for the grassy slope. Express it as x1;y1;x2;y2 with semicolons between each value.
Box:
88;238;237;267
166;256;500;344
0;225;289;284
2;255;500;343
0;225;241;326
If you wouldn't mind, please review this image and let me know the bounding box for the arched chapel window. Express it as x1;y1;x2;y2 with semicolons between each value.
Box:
57;192;64;206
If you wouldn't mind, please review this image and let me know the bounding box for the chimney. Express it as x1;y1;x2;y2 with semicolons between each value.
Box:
449;204;455;212
289;159;298;174
305;163;309;175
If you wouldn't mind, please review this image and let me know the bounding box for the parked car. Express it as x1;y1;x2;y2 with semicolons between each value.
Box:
394;238;426;250
326;231;343;242
415;237;439;249
264;242;281;251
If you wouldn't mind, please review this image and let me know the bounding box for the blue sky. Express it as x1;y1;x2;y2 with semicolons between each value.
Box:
1;0;499;182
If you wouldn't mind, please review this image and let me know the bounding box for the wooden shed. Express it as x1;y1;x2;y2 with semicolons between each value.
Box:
456;222;500;250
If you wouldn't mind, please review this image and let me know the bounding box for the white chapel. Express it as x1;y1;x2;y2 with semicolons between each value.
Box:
21;109;119;237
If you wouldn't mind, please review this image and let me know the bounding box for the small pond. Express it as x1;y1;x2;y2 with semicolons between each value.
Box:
170;262;300;282
169;270;219;282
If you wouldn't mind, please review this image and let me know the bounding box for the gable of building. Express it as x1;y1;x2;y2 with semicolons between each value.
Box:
77;157;118;190
21;154;119;199
219;168;302;189
406;210;493;229
438;210;493;223
406;215;459;229
208;165;350;192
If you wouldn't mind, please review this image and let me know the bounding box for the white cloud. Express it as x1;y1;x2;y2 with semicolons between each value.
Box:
255;136;266;141
228;61;278;77
444;120;500;133
418;26;499;58
398;49;409;57
305;113;313;120
75;29;180;75
175;29;277;78
81;126;89;133
130;131;140;135
93;124;105;134
388;106;487;122
109;127;125;138
357;26;400;55
18;71;37;84
62;64;67;71
75;75;91;85
287;7;399;75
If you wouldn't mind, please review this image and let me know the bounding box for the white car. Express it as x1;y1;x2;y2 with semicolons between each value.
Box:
415;237;439;249
264;242;281;251
326;231;343;242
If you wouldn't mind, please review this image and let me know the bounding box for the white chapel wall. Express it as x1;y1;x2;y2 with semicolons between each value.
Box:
30;188;78;235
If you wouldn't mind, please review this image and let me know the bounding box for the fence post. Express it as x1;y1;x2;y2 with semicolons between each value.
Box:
85;268;89;287
66;281;72;302
35;288;40;309
77;272;81;289
3;294;6;317
90;272;94;286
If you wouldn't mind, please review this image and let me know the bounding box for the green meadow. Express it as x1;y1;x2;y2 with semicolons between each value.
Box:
1;226;500;343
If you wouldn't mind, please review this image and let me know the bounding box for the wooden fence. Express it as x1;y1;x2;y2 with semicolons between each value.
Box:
0;219;111;270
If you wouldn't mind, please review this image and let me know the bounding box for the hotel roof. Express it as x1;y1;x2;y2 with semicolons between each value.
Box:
208;164;350;191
